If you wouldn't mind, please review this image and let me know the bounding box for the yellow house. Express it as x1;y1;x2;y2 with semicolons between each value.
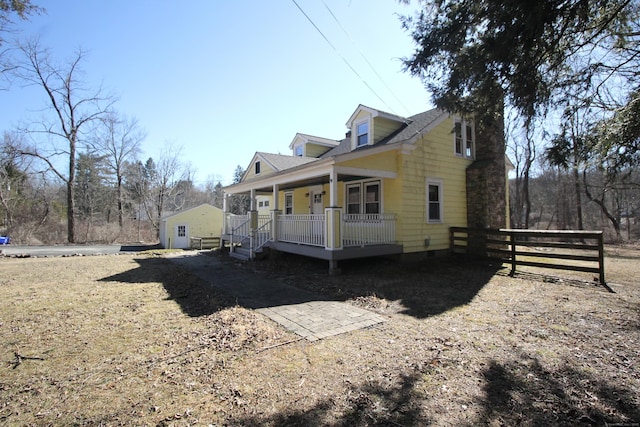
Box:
222;105;509;272
159;204;224;249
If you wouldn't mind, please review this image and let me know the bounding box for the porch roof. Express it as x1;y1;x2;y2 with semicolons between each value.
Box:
224;156;398;194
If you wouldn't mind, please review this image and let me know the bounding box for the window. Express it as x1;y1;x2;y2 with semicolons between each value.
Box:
454;119;474;158
264;200;270;207
427;179;442;223
177;225;186;237
294;144;303;157
347;185;361;214
465;123;474;157
284;192;293;215
356;121;369;147
258;201;264;208
255;161;261;174
346;180;381;214
364;182;380;214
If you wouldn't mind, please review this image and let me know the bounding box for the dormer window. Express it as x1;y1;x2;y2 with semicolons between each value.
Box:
356;121;369;147
255;161;261;174
294;144;303;157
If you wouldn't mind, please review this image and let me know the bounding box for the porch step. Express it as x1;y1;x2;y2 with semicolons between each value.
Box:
228;246;267;261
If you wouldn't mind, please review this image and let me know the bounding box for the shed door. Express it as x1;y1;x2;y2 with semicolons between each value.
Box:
174;223;189;249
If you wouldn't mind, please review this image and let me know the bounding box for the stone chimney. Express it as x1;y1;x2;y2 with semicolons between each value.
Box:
465;105;507;254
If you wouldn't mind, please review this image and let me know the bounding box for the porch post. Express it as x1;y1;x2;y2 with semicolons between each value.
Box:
329;169;338;207
249;209;258;260
222;193;229;234
324;207;343;251
250;189;257;211
272;184;279;210
271;209;280;242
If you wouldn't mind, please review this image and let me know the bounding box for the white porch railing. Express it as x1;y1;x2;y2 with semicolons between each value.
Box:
229;214;250;248
226;212;396;251
254;215;272;251
225;213;247;235
343;213;396;246
278;214;325;247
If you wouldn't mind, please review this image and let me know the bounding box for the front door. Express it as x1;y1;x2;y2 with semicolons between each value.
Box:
310;192;324;215
174;223;189;249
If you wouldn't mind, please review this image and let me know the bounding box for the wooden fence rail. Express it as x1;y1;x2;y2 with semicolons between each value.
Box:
190;236;221;250
449;227;611;291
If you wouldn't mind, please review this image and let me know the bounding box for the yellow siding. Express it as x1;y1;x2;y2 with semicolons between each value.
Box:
396;116;471;253
244;158;276;181
373;117;402;144
337;150;398;173
162;204;224;248
305;143;332;158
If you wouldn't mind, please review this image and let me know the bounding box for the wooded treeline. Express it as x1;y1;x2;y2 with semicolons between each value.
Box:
2;0;638;244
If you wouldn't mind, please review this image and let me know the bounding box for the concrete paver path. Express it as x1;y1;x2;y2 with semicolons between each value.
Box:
166;251;385;341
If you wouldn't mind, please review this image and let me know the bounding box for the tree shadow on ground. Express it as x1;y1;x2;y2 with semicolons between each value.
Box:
101;250;500;320
231;370;432;426
99;255;233;317
470;353;640;426
229;352;640;426
256;251;503;318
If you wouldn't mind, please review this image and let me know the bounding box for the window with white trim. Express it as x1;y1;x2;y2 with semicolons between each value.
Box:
454;119;474;158
356;121;369;147
427;179;443;223
255;161;261;174
294;144;303;157
346;180;381;214
284;192;293;215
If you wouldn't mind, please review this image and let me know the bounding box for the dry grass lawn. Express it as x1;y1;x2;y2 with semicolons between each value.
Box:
0;246;638;426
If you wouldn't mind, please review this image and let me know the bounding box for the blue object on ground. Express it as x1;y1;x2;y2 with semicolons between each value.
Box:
0;236;9;244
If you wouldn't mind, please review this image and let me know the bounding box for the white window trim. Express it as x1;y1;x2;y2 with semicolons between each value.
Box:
344;179;383;214
294;143;304;157
426;178;443;223
284;191;294;215
355;119;370;148
454;119;474;159
255;160;261;175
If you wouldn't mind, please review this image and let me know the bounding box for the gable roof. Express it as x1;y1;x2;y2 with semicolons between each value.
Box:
160;203;222;220
288;133;340;150
322;108;447;158
257;152;318;170
345;104;409;128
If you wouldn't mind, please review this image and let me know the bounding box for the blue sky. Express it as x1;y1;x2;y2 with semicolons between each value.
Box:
1;1;432;185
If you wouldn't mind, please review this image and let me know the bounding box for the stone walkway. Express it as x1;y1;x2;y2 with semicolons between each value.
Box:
166;251;385;341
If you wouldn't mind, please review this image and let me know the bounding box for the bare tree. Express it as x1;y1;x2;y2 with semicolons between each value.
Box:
90;112;145;230
14;39;114;242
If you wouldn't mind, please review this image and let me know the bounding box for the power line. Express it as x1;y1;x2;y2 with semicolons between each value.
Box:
291;0;396;114
320;0;412;116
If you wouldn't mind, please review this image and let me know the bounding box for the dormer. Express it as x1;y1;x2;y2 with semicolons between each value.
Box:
289;133;340;158
345;105;408;151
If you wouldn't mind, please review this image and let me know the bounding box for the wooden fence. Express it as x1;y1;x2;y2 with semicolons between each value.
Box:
449;228;611;291
190;236;221;250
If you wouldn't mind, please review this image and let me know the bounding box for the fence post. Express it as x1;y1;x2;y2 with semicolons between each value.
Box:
598;232;606;286
510;230;516;277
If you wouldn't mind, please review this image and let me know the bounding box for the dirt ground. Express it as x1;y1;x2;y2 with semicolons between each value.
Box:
0;245;638;426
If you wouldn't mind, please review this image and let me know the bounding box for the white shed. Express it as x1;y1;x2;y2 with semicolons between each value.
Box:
159;204;224;249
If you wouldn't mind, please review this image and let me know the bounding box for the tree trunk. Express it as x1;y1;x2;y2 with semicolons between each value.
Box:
67;138;76;243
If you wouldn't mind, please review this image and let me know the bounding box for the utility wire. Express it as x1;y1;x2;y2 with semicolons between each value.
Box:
291;0;396;114
320;0;412;116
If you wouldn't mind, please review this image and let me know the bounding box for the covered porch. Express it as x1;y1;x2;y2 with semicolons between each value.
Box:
221;160;402;272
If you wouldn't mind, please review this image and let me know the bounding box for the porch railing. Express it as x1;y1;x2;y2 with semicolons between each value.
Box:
278;214;325;247
226;212;396;250
254;215;272;251
225;213;247;235
343;213;396;246
229;215;250;248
